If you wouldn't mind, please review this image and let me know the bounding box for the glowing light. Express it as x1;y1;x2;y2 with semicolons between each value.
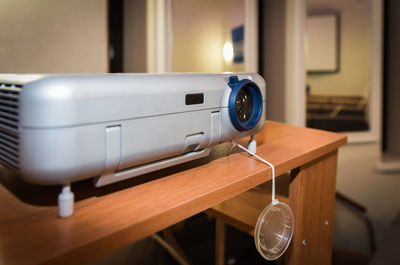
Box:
223;42;233;62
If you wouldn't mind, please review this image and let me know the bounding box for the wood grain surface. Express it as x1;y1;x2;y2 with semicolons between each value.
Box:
286;151;338;265
0;121;346;265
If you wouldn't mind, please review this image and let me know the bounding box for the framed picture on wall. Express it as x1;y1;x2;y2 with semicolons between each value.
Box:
306;14;340;73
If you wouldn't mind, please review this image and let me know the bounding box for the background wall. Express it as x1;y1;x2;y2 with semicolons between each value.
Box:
220;0;245;72
0;0;108;73
171;0;224;73
171;0;245;73
306;0;371;96
123;0;147;73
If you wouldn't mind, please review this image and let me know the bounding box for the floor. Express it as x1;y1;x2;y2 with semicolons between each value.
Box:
335;142;400;254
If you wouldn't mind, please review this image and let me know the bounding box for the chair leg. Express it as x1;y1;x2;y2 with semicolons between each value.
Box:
216;219;226;265
162;228;192;265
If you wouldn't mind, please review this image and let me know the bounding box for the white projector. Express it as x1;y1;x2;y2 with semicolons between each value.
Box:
0;73;265;188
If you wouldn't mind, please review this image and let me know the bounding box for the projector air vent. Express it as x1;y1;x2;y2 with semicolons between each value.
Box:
0;83;21;171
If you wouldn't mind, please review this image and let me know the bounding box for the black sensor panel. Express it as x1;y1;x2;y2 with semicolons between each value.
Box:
185;93;204;105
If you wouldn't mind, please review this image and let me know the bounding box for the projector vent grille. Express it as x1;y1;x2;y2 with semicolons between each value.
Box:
0;83;21;171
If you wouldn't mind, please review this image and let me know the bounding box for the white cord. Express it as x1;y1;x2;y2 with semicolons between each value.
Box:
233;142;279;205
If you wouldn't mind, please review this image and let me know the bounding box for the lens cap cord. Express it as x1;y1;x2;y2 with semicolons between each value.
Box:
231;142;294;260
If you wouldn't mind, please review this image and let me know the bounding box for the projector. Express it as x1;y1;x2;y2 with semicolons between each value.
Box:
0;73;266;188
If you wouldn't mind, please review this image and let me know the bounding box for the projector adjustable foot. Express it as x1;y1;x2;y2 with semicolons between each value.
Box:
248;135;257;155
58;183;74;218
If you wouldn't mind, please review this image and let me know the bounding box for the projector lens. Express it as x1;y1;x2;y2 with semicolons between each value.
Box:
228;76;263;132
235;87;254;123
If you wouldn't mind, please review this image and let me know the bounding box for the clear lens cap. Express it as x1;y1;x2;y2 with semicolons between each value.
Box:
254;201;294;260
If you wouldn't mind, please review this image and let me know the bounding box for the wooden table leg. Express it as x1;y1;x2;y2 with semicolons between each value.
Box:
216;219;225;265
285;151;338;265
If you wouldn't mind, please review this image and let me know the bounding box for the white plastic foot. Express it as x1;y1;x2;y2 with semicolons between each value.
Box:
248;135;257;155
58;184;74;218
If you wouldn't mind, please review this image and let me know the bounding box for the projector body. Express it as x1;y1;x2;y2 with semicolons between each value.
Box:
0;74;266;187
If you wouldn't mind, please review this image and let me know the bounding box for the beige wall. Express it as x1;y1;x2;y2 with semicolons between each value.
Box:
221;0;245;72
171;0;224;72
0;0;108;73
124;0;147;73
306;0;371;96
171;0;244;73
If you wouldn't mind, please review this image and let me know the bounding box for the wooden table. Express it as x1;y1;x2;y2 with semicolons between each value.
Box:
0;121;346;265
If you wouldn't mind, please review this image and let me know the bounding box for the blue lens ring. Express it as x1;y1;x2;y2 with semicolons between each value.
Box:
228;78;263;132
